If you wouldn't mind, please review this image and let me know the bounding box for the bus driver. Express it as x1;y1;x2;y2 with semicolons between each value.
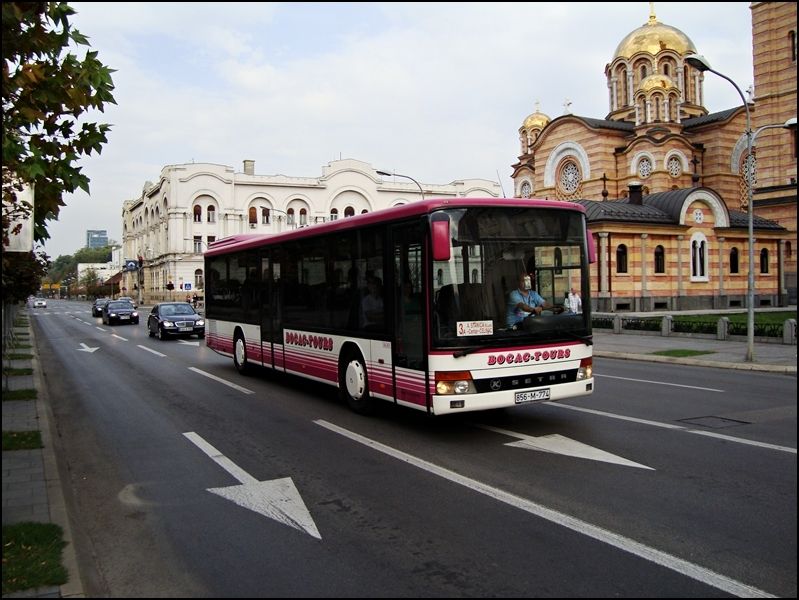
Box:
506;272;558;328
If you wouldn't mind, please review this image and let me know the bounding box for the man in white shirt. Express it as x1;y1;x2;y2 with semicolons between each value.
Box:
567;287;582;314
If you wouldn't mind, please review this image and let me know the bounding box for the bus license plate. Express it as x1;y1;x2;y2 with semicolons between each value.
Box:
515;389;550;404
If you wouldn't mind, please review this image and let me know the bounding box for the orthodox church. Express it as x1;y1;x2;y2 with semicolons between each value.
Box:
512;3;796;312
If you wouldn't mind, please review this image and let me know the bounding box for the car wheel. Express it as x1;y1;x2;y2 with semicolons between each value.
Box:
157;326;167;340
339;349;374;415
233;333;250;375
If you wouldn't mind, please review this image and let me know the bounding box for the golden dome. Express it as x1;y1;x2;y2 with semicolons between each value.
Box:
613;15;696;60
521;102;551;130
640;72;676;92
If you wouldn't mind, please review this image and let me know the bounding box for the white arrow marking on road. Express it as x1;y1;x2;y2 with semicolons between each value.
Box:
178;339;200;346
183;432;321;539
478;424;653;470
77;342;99;353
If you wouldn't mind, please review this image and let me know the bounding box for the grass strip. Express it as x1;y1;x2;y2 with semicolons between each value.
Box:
3;368;34;376
652;349;715;358
2;389;37;401
2;522;68;594
2;430;43;450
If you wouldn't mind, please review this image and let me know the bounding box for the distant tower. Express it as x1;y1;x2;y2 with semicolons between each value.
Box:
86;229;108;249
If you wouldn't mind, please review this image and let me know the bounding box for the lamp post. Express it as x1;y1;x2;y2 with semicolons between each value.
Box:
376;170;425;201
683;54;799;362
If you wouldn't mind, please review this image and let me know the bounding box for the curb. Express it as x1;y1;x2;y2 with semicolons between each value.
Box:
30;323;86;598
594;350;798;374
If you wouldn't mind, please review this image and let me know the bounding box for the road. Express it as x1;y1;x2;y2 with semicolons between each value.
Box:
32;300;797;597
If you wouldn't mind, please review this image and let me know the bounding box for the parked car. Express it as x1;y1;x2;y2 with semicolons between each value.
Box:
147;302;205;340
33;297;47;308
92;298;110;317
102;300;139;325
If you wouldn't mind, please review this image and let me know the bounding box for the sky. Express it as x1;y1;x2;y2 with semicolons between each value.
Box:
43;1;754;259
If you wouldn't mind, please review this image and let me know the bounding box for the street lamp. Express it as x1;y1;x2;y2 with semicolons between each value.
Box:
684;54;797;362
376;170;425;201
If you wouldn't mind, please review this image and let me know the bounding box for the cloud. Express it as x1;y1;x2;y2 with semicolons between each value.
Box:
44;2;753;259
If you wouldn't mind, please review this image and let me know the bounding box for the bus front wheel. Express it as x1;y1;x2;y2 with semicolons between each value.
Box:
340;350;373;414
234;333;251;375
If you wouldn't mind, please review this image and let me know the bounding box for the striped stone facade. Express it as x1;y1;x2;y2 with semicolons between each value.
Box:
512;4;796;311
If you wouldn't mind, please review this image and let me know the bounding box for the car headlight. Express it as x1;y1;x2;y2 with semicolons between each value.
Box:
163;321;175;328
196;320;205;326
132;311;138;317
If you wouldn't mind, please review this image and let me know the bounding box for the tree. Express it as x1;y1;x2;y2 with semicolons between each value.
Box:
2;2;116;249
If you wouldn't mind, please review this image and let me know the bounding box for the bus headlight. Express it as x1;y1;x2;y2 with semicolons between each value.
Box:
435;371;476;395
576;358;593;380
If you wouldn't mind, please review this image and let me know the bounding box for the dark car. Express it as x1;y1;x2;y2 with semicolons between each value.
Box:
92;298;110;317
148;302;205;340
102;300;139;325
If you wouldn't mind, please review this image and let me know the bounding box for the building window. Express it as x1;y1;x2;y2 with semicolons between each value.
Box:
558;160;581;194
760;248;769;274
667;156;682;177
520;181;532;198
616;244;628;274
330;208;338;221
654;245;665;273
287;208;295;225
730;247;739;274
193;205;202;223
637;156;652;178
344;206;355;218
690;233;708;280
195;269;204;290
248;207;257;225
207;206;215;223
193;236;203;254
299;208;307;226
261;208;270;224
361;209;368;214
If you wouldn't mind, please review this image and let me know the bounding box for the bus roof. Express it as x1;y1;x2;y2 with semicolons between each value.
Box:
205;197;585;257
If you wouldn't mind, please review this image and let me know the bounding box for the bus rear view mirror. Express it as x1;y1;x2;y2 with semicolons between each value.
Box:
431;217;451;261
587;228;597;264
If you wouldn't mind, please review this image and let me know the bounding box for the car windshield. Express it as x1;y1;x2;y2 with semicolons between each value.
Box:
161;304;195;316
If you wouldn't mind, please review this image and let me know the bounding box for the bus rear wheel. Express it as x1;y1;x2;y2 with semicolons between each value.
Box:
234;333;251;375
340;350;373;414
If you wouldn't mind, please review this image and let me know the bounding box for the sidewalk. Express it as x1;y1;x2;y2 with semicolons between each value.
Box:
592;329;797;373
2;306;796;597
2;309;84;599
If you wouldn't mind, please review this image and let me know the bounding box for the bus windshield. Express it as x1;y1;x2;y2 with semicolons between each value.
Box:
431;207;590;349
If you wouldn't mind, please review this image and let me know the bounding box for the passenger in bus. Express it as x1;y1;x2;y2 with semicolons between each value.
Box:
506;272;557;328
360;276;384;329
566;287;582;314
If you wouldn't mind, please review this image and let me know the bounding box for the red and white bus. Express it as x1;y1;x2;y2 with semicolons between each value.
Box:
204;198;595;415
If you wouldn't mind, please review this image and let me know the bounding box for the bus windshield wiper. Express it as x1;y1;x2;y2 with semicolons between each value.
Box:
453;346;480;358
553;329;593;345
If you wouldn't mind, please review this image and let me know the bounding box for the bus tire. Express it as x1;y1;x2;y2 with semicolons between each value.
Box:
339;349;374;415
234;332;251;375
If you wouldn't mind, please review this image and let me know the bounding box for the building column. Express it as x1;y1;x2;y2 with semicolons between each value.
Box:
598;232;609;297
717;236;726;300
638;233;652;310
676;235;684;308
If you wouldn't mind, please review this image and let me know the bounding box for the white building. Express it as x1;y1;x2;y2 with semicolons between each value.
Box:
122;158;501;304
77;262;117;285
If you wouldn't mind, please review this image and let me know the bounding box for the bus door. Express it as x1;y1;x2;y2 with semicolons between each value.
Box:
259;251;281;369
391;222;427;407
270;248;285;371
